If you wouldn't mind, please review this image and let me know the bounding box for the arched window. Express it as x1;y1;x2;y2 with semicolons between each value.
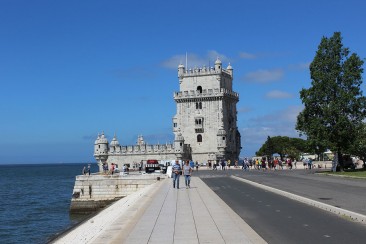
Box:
197;134;202;142
197;86;202;93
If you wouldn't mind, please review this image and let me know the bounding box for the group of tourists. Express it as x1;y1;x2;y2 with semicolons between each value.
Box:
82;164;91;175
240;157;298;171
212;159;235;170
302;158;314;169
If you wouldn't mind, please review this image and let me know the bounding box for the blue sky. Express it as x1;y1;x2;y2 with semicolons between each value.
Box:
1;0;366;164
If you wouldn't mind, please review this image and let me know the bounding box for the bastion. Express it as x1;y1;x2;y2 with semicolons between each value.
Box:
70;173;164;213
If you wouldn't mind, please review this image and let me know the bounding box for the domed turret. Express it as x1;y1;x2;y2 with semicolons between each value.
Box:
215;57;222;65
94;133;100;145
110;133;120;146
94;132;109;173
178;63;185;77
215;57;222;72
99;132;108;144
226;63;233;77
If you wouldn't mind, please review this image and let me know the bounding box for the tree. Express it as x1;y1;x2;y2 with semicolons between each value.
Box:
296;32;366;170
256;136;307;160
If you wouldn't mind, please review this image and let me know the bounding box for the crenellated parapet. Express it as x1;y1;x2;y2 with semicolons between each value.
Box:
179;66;232;78
109;143;175;155
174;88;239;102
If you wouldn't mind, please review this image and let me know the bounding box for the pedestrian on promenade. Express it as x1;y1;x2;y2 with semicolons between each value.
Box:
195;161;199;171
189;160;195;169
303;158;307;169
139;160;143;172
172;160;182;189
308;158;313;169
82;166;86;175
261;157;266;171
87;164;91;175
221;160;226;170
183;161;192;188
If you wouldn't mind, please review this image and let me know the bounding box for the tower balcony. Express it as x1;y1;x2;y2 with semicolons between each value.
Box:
174;88;239;101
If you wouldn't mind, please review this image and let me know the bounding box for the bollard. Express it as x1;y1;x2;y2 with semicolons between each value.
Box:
157;177;160;181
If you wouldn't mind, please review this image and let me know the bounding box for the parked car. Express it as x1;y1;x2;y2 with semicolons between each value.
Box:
145;159;160;173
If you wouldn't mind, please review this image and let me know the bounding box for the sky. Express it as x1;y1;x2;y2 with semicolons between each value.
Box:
1;0;366;164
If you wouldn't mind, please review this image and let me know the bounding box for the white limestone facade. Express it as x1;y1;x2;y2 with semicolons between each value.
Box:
94;58;240;171
173;58;241;164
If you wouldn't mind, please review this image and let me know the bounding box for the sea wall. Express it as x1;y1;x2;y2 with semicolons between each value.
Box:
70;173;164;213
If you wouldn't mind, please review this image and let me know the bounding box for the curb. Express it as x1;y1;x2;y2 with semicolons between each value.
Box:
231;175;366;224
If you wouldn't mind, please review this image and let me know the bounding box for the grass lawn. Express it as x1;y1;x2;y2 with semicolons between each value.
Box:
323;169;366;179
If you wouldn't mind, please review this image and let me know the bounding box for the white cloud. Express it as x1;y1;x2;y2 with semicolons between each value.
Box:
242;68;284;83
161;50;231;69
288;62;310;71
239;106;304;156
265;90;293;99
239;52;257;59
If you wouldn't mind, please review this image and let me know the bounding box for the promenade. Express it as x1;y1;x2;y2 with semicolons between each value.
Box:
54;176;266;244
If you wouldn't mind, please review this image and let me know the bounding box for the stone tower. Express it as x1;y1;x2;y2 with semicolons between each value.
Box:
94;132;109;172
173;58;241;164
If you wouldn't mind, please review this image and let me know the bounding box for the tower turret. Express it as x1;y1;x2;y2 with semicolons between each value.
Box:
94;132;109;172
226;63;233;78
178;63;185;83
217;126;227;160
110;133;120;153
174;132;184;160
94;133;101;156
215;57;222;72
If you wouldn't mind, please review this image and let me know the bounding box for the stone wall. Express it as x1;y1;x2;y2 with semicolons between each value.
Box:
70;174;164;213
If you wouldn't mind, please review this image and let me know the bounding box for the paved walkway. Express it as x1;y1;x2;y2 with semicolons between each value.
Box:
54;177;266;244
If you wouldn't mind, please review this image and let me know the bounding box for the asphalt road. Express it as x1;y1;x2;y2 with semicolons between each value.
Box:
194;169;366;244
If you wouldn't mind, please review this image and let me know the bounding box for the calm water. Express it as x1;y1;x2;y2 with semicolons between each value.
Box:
0;163;99;244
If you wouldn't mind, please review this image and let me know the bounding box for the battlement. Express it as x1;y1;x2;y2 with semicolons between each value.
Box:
174;88;239;100
109;143;175;155
179;66;232;78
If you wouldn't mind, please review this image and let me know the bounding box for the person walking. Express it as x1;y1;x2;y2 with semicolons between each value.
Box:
183;161;193;188
139;160;143;172
172;160;182;189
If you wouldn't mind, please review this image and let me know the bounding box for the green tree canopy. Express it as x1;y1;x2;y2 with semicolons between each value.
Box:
296;32;366;168
256;136;307;160
349;123;366;168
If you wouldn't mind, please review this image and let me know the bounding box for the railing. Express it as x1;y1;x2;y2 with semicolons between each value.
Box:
174;88;239;99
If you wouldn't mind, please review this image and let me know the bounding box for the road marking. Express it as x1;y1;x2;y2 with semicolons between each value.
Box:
323;235;331;238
